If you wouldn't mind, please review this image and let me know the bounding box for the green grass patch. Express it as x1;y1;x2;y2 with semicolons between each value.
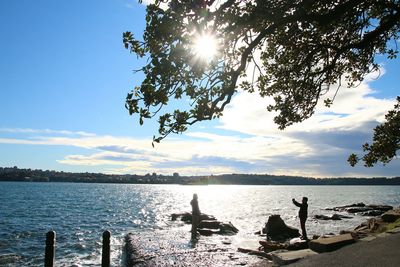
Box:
384;218;400;232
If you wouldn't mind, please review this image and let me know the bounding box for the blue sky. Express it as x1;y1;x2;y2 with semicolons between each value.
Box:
0;0;399;177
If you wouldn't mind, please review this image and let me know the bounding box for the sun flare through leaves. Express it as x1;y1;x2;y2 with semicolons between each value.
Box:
192;33;219;63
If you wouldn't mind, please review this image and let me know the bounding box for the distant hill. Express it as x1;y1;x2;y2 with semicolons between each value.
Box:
0;166;399;185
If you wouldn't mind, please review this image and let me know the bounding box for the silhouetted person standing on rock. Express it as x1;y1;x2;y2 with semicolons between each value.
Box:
190;193;201;237
292;197;308;240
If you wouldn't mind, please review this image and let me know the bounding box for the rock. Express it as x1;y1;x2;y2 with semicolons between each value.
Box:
368;204;393;211
219;222;239;234
331;202;365;211
329;214;343;220
124;230;258;266
195;220;239;236
125;233;148;266
381;210;400;223
197;229;219;236
308;233;355;253
262;215;300;241
314;214;335;220
360;210;385;216
347;230;368;240
170;212;216;223
352;217;388;235
259;240;287;251
354;221;368;230
237;239;262;251
270;249;318;265
353;225;368;232
237;247;272;259
198;220;221;229
334;214;353;219
171;212;192;222
345;207;373;213
330;203;392;213
200;214;217;221
314;213;352;220
367;217;385;232
287;238;309;251
171;212;239;236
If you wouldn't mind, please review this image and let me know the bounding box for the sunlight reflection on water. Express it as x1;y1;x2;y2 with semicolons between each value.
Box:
0;182;399;266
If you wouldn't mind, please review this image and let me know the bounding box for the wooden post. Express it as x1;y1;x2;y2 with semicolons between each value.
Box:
45;230;56;267
102;230;111;267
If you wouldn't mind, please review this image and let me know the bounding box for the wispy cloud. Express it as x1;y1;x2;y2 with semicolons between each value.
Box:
0;128;95;137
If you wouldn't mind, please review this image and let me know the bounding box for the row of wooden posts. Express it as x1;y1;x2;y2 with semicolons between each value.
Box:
45;230;111;267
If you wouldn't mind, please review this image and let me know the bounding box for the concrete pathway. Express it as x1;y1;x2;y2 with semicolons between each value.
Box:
288;232;400;267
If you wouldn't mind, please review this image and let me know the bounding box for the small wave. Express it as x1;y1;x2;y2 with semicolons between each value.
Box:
0;253;22;265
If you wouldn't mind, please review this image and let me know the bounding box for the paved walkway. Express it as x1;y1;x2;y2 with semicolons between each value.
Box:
288;232;400;267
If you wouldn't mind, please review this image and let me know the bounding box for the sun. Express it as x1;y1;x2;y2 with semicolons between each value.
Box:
192;33;218;62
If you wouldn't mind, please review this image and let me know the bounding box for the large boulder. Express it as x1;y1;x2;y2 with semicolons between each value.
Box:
262;215;300;241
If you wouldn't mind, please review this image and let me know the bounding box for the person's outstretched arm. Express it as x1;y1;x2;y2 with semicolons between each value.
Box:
292;198;301;207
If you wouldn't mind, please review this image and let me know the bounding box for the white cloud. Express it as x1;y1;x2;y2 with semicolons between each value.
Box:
0;67;398;177
219;68;396;136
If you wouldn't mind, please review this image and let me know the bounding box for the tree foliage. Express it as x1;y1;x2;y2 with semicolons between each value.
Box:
348;96;400;167
124;0;400;160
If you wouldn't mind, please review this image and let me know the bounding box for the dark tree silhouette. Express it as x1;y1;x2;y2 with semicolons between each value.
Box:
124;0;400;165
348;96;400;167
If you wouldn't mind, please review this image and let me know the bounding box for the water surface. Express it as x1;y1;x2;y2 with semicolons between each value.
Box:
0;182;399;266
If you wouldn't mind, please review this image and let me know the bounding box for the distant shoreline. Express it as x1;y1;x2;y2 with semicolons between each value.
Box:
1;166;399;185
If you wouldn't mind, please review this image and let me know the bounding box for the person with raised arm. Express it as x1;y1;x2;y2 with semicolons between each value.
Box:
292;197;308;240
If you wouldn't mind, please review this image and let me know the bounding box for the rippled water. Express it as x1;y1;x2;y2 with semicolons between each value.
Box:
0;182;399;266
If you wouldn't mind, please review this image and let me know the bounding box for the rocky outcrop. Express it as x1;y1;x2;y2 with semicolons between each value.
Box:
327;203;393;216
124;233;149;266
345;207;374;213
326;202;366;211
314;214;352;220
347;209;400;239
198;220;220;229
171;212;238;236
124;230;259;266
171;212;216;222
219;222;239;234
381;209;400;223
262;215;300;241
197;221;239;236
359;210;386;216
